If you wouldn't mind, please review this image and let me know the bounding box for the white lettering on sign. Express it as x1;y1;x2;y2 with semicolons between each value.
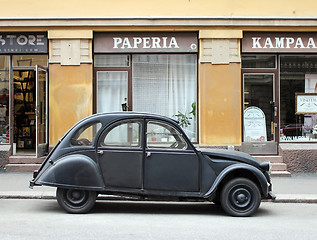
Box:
113;36;180;49
0;34;45;46
252;37;317;49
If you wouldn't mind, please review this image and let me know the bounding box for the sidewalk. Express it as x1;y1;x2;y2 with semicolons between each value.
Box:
1;172;317;203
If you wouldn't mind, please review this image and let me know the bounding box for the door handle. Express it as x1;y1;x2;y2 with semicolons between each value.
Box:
97;150;104;155
146;152;151;157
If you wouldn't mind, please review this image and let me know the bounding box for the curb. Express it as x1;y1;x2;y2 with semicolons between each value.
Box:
272;194;317;203
1;192;317;203
0;191;55;200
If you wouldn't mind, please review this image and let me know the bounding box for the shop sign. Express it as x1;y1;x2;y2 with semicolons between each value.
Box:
244;107;267;142
0;32;47;54
242;32;317;53
94;32;198;53
296;93;317;114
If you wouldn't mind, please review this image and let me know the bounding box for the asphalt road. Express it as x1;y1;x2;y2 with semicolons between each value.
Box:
1;200;317;240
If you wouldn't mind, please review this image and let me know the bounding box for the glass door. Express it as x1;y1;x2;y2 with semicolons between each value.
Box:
96;71;129;113
243;73;278;154
35;65;48;157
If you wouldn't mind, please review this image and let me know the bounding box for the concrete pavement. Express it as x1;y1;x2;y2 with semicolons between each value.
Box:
1;172;317;203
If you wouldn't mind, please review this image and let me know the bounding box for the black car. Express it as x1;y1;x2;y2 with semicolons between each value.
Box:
30;112;275;216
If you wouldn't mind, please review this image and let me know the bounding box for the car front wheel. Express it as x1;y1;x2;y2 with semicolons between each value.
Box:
56;188;97;214
220;178;261;217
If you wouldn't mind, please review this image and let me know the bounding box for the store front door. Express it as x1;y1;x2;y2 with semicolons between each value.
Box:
35;65;48;157
242;73;278;154
12;65;48;157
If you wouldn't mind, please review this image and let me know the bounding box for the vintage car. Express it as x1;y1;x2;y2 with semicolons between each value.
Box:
30;112;275;217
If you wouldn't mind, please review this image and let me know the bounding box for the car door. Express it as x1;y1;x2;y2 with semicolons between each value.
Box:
144;120;200;193
97;120;143;189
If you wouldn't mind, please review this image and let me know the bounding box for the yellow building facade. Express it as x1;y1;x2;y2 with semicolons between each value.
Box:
1;0;317;171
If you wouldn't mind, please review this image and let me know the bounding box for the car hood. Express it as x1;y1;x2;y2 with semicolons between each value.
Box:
199;149;261;167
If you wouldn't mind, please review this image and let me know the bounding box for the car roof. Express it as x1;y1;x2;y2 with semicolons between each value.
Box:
60;112;180;141
82;112;178;124
64;112;179;138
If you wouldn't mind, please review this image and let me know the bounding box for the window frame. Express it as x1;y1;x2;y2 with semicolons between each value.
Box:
98;119;143;149
146;120;188;151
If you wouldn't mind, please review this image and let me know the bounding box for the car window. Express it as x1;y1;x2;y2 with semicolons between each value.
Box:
100;121;141;148
146;121;187;150
70;122;102;146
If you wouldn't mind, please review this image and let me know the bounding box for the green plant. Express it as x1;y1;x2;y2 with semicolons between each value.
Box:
190;102;196;118
174;102;196;128
174;111;192;128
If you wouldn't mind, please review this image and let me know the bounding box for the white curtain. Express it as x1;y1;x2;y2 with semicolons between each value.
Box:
132;55;197;140
97;71;128;113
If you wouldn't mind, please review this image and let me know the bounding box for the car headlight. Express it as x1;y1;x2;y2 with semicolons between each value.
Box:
260;161;271;173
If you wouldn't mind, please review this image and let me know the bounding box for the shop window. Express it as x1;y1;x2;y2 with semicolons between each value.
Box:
132;55;197;141
0;56;10;144
12;55;48;67
95;54;198;142
280;55;317;142
242;55;276;69
94;55;130;67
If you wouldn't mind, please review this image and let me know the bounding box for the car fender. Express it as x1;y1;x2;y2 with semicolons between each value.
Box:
203;163;269;199
36;154;105;191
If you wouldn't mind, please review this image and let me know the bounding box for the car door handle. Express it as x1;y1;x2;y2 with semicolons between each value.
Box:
97;150;104;155
146;152;151;157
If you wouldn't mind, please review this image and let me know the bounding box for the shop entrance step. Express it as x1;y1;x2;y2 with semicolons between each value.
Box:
5;156;45;172
255;155;291;177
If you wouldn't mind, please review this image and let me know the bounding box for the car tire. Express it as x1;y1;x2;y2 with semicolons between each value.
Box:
56;188;97;214
220;178;261;217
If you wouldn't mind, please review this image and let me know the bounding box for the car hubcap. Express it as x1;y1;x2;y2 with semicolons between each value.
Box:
230;187;252;209
66;190;87;206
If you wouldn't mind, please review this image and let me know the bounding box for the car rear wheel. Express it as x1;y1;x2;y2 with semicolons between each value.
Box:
220;178;261;217
56;188;97;214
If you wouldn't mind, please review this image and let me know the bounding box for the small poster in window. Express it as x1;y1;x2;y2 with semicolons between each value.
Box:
23;127;30;137
296;93;317;114
18;140;24;148
244;107;267;142
25;139;33;148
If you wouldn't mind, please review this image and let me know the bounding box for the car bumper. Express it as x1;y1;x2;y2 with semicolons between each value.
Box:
268;191;276;200
29;170;40;189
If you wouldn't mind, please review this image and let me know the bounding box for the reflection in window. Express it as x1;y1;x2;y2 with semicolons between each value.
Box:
102;122;141;148
70;122;102;146
146;121;187;150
